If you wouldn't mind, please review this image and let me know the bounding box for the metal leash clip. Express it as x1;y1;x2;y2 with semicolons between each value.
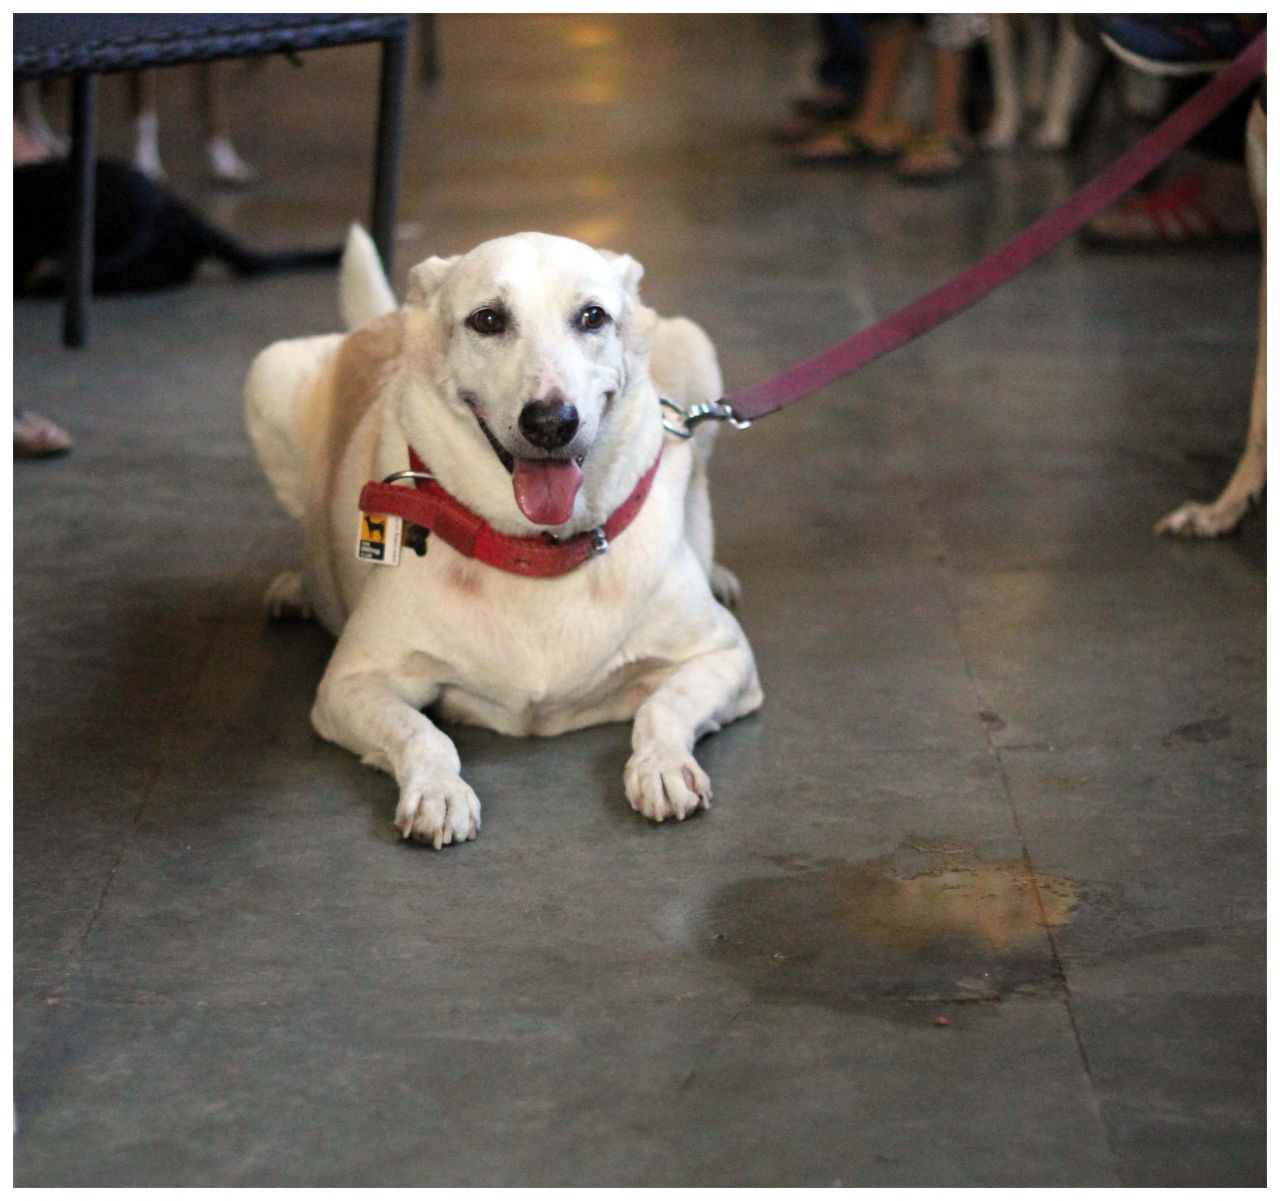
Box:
660;398;752;439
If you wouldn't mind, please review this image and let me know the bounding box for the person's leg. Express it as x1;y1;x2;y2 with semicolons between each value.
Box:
774;16;863;141
815;14;867;102
896;46;973;181
930;44;969;142
197;63;259;186
851;19;915;142
793;19;915;162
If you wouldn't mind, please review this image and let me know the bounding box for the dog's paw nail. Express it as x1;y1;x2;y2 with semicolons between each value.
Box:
625;749;712;824
397;775;481;850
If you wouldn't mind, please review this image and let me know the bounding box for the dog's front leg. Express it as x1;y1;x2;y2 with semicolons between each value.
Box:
312;665;480;849
625;645;761;823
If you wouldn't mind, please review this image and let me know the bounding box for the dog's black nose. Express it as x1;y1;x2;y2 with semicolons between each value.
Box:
518;399;579;450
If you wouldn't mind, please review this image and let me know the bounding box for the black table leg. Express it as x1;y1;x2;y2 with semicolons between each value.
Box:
417;15;440;84
371;30;408;277
64;71;97;348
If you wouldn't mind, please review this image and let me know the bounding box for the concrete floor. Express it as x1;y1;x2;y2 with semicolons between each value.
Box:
14;15;1265;1186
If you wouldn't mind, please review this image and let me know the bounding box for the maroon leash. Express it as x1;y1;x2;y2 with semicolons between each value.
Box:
667;31;1266;433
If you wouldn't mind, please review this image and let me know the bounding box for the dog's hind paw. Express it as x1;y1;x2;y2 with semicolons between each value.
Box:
395;774;481;849
264;570;313;622
1155;498;1250;538
709;563;742;609
624;746;711;823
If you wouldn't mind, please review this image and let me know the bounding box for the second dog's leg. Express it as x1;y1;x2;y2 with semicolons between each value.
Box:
19;81;67;156
625;645;761;823
312;662;480;848
1156;293;1265;536
198;63;259;185
130;71;166;181
1034;18;1099;152
981;15;1022;150
1157;102;1267;538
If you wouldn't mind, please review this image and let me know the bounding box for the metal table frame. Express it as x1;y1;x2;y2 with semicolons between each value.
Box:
14;14;410;347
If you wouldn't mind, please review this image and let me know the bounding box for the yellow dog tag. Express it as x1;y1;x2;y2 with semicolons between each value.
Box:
357;511;402;566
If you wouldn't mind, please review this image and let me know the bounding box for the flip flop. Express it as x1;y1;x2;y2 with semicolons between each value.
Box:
894;134;971;183
792;127;906;166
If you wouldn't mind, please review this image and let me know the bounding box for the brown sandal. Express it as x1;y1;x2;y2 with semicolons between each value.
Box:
895;134;971;183
792;125;906;166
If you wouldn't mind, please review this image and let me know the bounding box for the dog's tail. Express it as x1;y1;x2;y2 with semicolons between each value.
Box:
339;224;397;329
200;221;342;278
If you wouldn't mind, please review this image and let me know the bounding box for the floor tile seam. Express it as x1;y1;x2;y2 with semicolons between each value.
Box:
18;621;226;1071
905;455;1124;1175
30;993;299;1013
961;664;1126;1172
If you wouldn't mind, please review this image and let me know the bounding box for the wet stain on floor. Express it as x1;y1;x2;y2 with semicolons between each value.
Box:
707;840;1077;1009
1163;715;1231;746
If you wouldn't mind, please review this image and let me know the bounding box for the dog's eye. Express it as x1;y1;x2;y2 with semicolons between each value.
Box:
467;308;506;336
577;305;609;332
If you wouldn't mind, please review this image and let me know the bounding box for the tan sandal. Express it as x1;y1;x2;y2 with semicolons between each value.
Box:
793;124;907;166
895;134;971;183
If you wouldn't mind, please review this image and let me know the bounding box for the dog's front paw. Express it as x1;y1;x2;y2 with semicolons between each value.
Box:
709;562;742;609
624;747;711;823
1155;499;1249;539
264;570;313;621
395;774;481;849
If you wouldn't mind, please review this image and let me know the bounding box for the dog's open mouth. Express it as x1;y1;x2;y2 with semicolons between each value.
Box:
474;410;584;527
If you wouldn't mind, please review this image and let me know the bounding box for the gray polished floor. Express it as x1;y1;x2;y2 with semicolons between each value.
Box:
14;15;1264;1186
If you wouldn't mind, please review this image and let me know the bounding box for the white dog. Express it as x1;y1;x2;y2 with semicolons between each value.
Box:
245;228;762;847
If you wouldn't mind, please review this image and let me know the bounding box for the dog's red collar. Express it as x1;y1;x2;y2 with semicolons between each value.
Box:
358;448;662;578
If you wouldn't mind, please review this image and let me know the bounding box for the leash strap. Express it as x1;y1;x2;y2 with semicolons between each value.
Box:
724;31;1267;423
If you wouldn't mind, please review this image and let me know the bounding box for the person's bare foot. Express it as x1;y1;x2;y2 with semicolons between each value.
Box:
13;118;52;167
14;410;73;458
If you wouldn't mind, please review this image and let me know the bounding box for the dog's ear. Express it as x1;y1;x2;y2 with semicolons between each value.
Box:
604;252;645;300
626;303;658;357
405;255;459;306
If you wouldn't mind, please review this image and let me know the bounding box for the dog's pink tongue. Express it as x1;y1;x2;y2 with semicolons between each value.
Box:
512;458;583;526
